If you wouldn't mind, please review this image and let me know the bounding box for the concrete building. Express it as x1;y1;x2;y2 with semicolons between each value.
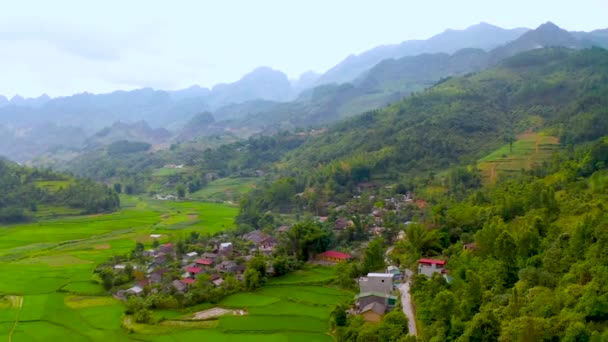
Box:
358;273;394;295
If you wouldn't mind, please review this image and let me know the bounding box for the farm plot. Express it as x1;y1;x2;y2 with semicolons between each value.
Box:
478;132;559;184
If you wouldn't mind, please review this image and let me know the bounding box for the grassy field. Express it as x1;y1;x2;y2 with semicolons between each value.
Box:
151;167;188;177
0;191;347;341
190;177;259;203
478;132;559;184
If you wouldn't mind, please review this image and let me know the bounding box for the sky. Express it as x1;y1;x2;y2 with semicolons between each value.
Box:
0;0;606;98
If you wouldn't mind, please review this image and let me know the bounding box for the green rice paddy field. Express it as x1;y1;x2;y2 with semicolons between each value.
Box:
0;195;347;341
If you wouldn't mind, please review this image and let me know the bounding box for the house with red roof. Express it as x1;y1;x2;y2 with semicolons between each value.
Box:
181;278;196;285
195;258;213;266
417;258;446;277
185;266;202;278
316;250;352;263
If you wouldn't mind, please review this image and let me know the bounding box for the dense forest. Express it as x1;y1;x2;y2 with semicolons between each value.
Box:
0;159;119;223
235;47;608;223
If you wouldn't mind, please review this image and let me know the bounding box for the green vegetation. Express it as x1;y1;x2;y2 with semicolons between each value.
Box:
0;159;119;223
190;177;258;202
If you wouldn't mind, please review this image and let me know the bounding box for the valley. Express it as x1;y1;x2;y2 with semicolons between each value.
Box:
1;9;608;341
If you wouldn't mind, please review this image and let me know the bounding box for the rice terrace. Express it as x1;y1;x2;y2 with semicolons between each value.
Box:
0;195;347;341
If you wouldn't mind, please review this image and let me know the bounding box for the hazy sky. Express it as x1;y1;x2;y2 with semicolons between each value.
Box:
0;0;606;97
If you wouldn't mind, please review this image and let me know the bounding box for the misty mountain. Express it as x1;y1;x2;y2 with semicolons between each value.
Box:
204;67;294;109
0;123;87;163
291;71;322;93
206;22;607;135
84;121;171;150
315;22;529;86
0;94;51;108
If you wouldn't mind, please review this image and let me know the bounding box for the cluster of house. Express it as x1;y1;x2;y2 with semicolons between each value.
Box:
355;270;399;323
121;230;282;297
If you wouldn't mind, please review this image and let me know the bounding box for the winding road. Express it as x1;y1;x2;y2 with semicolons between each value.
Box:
386;246;417;336
398;271;417;336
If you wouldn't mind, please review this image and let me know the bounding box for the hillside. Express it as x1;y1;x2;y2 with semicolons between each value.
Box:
230;47;608;217
208;23;607;136
0;159;120;223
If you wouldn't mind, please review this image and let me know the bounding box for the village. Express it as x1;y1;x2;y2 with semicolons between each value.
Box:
97;184;449;329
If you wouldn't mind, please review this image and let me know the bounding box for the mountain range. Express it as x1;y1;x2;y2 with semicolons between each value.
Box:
1;21;607;164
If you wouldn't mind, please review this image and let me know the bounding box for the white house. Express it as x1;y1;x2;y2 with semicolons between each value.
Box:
417;259;446;277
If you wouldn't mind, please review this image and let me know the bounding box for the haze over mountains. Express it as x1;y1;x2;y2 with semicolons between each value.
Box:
0;21;607;163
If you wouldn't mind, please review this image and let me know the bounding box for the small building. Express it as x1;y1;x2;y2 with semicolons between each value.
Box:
219;242;233;255
172;279;187;292
185;266;202;277
185;252;198;259
387;266;402;279
149;272;163;284
212;277;224;287
316;250;352;263
158;243;174;253
127;286;143;296
356;292;397;310
114;264;126;270
216;260;239;274
201;252;218;260
334;218;350;231
181;278;196;286
359;273;394;295
361;302;386;323
418;258;446;277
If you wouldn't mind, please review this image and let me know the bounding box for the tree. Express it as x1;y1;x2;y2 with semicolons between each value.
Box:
331;304;348;327
379;310;409;341
244;268;262;290
272;256;288;276
113;183;122;193
404;224;441;256
431;290;456;324
363;238;385;272
176;184;186;198
248;255;267;278
458;311;500;342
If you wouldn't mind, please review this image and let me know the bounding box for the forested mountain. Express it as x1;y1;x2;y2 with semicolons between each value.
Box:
233;47;608;216
315;22;529;86
207;23;608;137
0;159;119;223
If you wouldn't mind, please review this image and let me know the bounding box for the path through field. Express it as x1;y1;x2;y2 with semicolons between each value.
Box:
7;296;24;342
399;270;417;336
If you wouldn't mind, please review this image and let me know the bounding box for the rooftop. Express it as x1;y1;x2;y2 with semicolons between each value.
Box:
367;273;394;277
195;258;213;265
317;250;352;260
361;302;386;315
418;258;446;266
185;266;202;274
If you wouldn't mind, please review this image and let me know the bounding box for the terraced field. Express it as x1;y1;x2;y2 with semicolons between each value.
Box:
478;132;559;184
